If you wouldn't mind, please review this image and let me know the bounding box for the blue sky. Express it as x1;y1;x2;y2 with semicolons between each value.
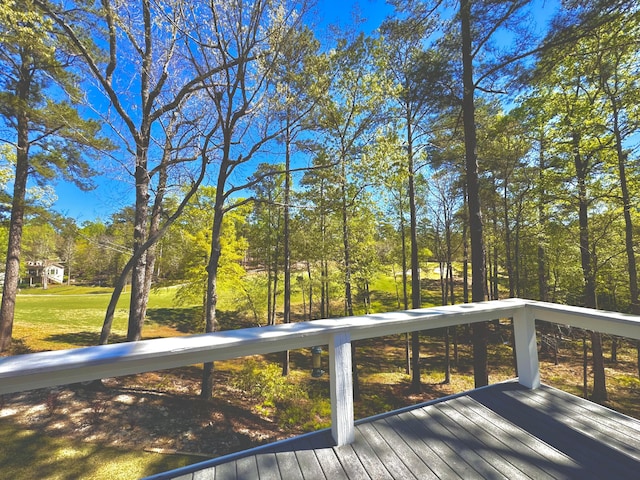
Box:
49;0;557;223
50;0;393;223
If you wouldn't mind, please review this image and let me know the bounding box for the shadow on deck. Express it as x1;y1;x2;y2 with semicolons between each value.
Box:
146;382;640;479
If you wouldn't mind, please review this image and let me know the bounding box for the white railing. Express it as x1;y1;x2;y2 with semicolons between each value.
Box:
2;298;640;446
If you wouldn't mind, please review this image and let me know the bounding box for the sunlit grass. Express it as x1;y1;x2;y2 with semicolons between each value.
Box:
0;423;199;480
10;285;207;351
19;285;115;295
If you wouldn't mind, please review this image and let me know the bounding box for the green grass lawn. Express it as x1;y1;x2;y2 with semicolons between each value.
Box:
12;285;192;351
4;285;209;479
0;423;199;480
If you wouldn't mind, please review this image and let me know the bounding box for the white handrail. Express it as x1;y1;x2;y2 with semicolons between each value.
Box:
0;298;527;395
1;298;639;446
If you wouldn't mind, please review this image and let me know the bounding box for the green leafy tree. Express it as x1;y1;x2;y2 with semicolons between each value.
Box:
73;220;119;286
174;187;249;321
308;32;393;398
380;13;455;391
477;107;532;298
247;163;285;327
593;12;640;314
0;1;107;351
533;30;614;401
53;216;78;285
314;33;390;318
267;24;328;375
187;0;314;399
298;150;343;320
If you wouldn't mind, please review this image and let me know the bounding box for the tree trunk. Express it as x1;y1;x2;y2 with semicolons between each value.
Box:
126;144;150;342
127;0;154;341
139;153;168;338
408;109;422;393
537;133;549;301
320;181;329;320
339;156;359;400
439;260;446;305
282;117;291;376
400;201;409;310
612;101;639;314
266;207;273;325
444;327;451;384
446;220;455;305
400;200;411;375
201;172;227;400
321;259;329;319
583;332;588;398
514;206;522;297
271;236;280;325
341;182;354;317
463;188;469;304
0;109;29;351
573;131;607;402
461;0;489;388
307;261;313;320
0;53;35;351
504;180;515;298
490;207;499;300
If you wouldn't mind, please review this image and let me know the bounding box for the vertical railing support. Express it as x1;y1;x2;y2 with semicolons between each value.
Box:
513;305;540;389
329;331;355;446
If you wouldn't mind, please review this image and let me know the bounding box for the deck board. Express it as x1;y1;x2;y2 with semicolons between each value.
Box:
148;382;640;480
384;412;462;479
332;444;369;480
471;383;640;479
452;396;575;479
273;451;304;480
370;417;436;478
413;406;509;479
348;432;393;480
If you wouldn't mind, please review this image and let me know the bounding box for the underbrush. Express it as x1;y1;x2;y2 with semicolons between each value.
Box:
234;359;331;431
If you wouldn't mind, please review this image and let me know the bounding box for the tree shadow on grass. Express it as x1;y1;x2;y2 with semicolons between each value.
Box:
146;306;204;333
43;309;257;350
4;338;34;355
0;419;199;480
367;289;402;311
145;307;251;334
45;331;127;347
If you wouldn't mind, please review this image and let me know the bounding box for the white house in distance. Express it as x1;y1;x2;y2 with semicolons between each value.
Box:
26;260;65;287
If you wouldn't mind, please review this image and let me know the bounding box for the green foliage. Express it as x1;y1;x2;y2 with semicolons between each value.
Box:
234;359;305;406
0;0;107;185
277;395;331;431
173;187;250;307
233;273;269;325
613;375;640;391
233;359;331;430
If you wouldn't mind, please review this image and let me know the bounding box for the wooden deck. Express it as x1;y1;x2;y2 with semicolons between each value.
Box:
147;382;640;480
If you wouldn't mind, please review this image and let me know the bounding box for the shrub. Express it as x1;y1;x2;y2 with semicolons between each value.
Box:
234;360;306;405
278;395;331;431
234;359;330;430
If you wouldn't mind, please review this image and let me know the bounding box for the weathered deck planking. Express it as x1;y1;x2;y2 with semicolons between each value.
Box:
148;382;640;480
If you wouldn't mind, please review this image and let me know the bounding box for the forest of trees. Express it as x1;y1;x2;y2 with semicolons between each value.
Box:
1;0;639;399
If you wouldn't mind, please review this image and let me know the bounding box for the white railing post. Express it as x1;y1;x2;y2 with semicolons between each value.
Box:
513;305;540;389
329;331;354;446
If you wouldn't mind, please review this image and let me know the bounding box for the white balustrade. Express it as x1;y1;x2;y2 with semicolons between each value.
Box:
1;298;640;446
